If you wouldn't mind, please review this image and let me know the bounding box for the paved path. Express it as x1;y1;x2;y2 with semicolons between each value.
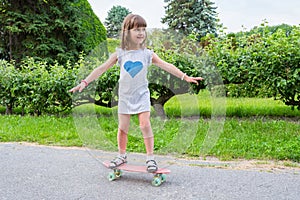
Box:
0;143;299;200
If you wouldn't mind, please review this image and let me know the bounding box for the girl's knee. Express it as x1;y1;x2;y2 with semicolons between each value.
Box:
118;128;128;135
140;124;153;139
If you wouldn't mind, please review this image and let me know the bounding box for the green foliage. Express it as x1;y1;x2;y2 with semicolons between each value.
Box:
162;0;218;37
105;5;131;38
2;21;299;115
0;60;19;114
74;0;107;53
107;38;121;53
147;29;219;109
70;43;118;108
205;24;300;109
148;48;205;106
0;0;106;65
0;58;77;115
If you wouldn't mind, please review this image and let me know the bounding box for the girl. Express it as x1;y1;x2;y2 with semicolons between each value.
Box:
69;14;203;172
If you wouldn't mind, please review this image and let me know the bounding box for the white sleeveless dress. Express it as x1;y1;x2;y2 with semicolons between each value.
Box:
117;48;153;114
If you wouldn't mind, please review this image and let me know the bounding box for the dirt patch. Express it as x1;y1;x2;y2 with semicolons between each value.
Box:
192;156;300;173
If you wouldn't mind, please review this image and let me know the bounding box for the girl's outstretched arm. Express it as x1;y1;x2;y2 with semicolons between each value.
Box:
152;53;203;85
69;52;118;93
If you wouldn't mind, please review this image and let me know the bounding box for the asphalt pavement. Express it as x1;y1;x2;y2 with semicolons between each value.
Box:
0;143;299;200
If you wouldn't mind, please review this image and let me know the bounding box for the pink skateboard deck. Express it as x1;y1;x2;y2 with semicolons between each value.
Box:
103;160;170;186
103;160;170;174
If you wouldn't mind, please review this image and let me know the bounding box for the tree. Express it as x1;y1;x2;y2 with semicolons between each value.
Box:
74;0;107;54
105;5;131;38
162;0;218;37
205;24;300;110
0;0;106;65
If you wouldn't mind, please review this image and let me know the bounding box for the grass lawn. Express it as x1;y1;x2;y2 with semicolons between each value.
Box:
0;91;299;162
164;90;300;118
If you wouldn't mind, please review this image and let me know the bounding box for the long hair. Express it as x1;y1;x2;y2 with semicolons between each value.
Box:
120;14;147;50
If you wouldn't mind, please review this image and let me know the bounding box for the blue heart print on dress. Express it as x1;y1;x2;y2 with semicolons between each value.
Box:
124;61;143;78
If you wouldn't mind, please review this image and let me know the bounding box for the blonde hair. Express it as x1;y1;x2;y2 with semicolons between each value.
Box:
120;14;147;50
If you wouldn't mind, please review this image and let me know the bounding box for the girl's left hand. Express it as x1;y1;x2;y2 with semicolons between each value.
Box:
69;82;86;93
184;76;204;85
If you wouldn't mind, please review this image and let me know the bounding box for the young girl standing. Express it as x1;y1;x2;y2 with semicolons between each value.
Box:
69;14;203;172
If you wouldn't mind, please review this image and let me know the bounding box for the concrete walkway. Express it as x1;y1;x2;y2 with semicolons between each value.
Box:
0;143;299;200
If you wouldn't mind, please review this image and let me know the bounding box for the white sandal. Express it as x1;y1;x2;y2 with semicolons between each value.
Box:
146;160;158;173
109;155;127;169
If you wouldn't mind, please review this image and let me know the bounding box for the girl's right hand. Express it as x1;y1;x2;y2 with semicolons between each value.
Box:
69;82;86;93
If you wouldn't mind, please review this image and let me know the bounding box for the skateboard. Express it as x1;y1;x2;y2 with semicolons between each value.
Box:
103;160;171;186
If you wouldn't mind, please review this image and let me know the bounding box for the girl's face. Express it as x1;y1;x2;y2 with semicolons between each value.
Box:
128;26;146;48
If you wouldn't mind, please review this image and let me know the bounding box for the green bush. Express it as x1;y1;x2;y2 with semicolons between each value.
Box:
0;58;77;115
2;24;299;115
205;24;300;109
0;60;19;114
107;38;120;53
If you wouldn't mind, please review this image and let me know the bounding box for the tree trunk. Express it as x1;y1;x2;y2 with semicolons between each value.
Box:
153;103;166;119
9;22;13;61
5;105;13;115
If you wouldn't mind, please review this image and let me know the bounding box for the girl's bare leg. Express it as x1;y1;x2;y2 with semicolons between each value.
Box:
109;114;130;168
138;111;157;172
118;114;131;154
138;112;154;160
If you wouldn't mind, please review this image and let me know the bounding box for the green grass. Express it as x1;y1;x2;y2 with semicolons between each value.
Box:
192;119;299;161
0;115;82;147
0;92;299;162
165;90;300;118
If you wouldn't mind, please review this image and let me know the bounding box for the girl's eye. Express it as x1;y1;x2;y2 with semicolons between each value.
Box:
133;28;146;32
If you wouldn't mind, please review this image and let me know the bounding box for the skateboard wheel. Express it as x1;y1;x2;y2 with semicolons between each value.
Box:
160;174;167;183
152;176;162;187
115;169;123;178
108;172;116;181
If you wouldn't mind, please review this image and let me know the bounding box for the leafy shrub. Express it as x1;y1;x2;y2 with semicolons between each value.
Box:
2;24;299;115
0;58;77;115
205;24;300;109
